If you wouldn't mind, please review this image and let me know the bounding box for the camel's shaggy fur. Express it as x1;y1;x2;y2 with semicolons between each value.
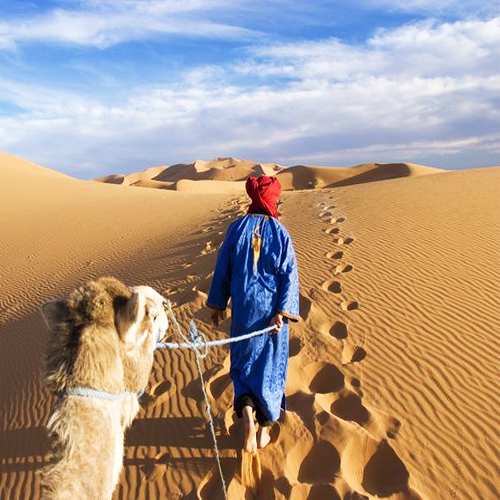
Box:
39;277;168;499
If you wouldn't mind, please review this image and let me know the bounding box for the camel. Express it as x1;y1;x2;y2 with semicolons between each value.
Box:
39;277;169;499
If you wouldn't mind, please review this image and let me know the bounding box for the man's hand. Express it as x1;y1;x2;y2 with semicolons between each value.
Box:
210;308;225;327
270;313;284;334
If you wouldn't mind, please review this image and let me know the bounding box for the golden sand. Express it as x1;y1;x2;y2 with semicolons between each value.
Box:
1;152;498;499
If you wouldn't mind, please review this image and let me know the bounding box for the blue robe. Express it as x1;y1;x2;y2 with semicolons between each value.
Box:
207;213;300;421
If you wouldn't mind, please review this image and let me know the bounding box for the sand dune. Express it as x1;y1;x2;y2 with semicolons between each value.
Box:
95;166;169;186
153;158;283;183
94;173;126;184
275;162;443;190
95;158;283;189
0;150;70;178
96;158;444;192
279;167;500;500
1;150;499;500
130;179;175;190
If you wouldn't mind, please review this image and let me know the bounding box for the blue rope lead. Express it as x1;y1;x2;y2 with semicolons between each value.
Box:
155;324;276;351
161;300;228;498
157;300;278;499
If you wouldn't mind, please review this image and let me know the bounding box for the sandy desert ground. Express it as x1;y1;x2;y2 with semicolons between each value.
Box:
0;152;499;499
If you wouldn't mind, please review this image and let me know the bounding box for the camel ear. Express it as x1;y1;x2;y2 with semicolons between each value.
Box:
115;292;144;343
41;299;70;332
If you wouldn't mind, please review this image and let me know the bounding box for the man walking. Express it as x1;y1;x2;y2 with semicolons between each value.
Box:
207;175;300;454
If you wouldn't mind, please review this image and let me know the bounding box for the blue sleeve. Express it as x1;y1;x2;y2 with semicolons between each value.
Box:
207;224;234;310
276;231;300;321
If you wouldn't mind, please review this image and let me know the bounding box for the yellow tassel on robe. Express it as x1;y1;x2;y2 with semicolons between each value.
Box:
252;226;262;272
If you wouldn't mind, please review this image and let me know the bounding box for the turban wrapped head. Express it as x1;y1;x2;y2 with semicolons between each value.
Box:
245;176;282;219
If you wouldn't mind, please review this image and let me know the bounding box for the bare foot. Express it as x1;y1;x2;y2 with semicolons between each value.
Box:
257;426;271;449
242;406;257;454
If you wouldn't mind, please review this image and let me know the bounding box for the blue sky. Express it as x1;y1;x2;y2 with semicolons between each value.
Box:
0;0;498;178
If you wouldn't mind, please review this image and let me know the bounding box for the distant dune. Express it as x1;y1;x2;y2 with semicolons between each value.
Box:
276;162;443;189
95;157;445;192
1;150;499;499
129;179;175;190
152;158;283;183
95;157;283;190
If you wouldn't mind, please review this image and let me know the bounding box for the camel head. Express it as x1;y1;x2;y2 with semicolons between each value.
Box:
40;277;169;395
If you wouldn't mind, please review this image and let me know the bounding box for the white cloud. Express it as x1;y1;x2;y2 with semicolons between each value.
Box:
0;16;498;175
0;0;259;49
1;0;496;52
245;17;500;80
286;134;500;165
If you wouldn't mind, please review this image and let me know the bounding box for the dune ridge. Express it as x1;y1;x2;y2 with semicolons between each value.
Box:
95;157;283;189
0;151;70;178
1;150;498;499
95;157;445;192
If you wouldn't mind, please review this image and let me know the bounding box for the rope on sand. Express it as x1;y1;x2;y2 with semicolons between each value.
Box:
159;300;276;499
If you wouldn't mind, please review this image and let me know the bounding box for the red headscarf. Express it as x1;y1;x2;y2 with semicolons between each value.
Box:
246;175;282;219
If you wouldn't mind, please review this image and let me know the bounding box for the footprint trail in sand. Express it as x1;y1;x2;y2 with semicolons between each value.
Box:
189;195;424;499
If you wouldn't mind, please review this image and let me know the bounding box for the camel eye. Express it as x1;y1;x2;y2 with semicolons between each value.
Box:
144;304;156;319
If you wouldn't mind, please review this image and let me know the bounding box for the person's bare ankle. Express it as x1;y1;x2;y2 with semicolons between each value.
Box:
242;406;257;454
257;426;271;449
